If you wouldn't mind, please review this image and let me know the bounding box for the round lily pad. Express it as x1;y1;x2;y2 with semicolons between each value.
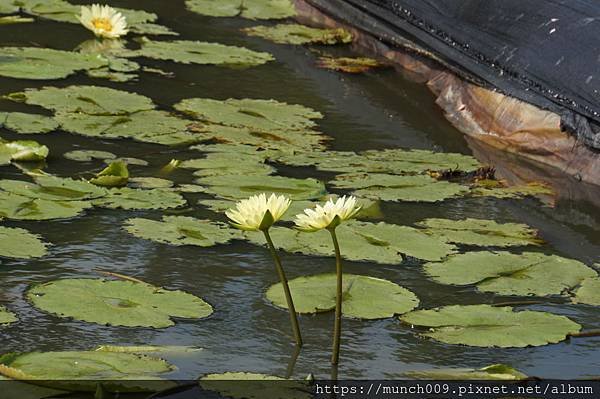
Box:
0;192;92;220
92;188;186;210
186;0;296;20
423;251;597;296
124;216;240;247
28;278;213;328
400;304;581;347
0;226;48;259
0;306;17;325
200;372;311;399
0;112;59;134
0;176;107;201
404;364;527;380
416;218;541;247
266;273;419;319
129;177;174;189
63;150;117;162
243;24;352;45
572;277;600;306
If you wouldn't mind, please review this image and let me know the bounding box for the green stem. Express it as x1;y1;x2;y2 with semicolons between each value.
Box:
329;228;343;365
263;229;303;347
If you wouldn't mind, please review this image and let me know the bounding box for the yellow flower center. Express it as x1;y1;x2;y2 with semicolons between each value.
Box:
91;18;113;32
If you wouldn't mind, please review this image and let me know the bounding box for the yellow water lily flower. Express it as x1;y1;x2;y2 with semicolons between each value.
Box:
79;4;128;39
294;196;361;232
226;193;291;231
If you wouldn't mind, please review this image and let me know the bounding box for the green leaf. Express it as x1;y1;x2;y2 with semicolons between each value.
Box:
316;56;385;74
404;364;527;380
124;216;241;247
129;177;174;189
471;181;554;199
200;372;312;399
131;39;274;67
267;273;419;319
95;345;202;355
0;112;59;134
28;278;213;328
0;47;107;79
243;24;352;45
0;140;48;162
63;149;116;162
423;251;597;297
185;0;296;20
182;152;275;177
0;226;48;259
90;161;129;187
400;304;581;347
0;306;17;325
0;192;91;220
416;218;542;247
572;277;600;306
92;188;186;210
196;174;327;200
0;175;107;201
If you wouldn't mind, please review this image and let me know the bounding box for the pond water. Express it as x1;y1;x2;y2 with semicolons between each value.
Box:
1;0;600;382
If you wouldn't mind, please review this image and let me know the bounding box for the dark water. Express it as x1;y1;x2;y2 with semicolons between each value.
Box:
1;0;600;380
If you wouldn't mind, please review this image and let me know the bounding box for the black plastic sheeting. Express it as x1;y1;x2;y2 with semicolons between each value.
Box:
305;0;600;150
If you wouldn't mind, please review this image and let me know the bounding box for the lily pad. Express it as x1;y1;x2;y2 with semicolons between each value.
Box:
28;278;213;328
129;177;174;189
0;306;17;325
472;181;554;199
0;175;107;201
63;149;116;162
181;152;275;177
423;251;597;297
185;0;296;20
0;140;48;162
332;173;469;202
572;277;600;306
95;345;202;354
124;216;240;247
0;112;59;134
90;161;129;187
196;174;327;200
267;274;419;319
0;47;107;79
92;188;186;210
416;218;541;247
0;192;91;220
131;39;274;67
175;97;323;132
200;372;311;399
0;350;174;390
0;226;48;259
243;24;352;45
316;56;385;74
108;157;149;166
405;364;527;380
400;304;580;347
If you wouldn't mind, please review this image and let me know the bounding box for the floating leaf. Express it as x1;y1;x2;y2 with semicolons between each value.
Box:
0;306;17;325
0;175;107;201
185;0;296;20
0;192;91;220
95;345;202;354
331;173;469;202
129;177;174;189
0;350;174;391
405;364;527;380
0;47;107;79
316;56;385;74
243;24;352;45
181;152;275;177
131;39;274;67
0;140;48;162
0;112;59;134
416;218;541;247
572;277;600;306
28;278;213;328
472;181;554;199
0;15;33;24
196;174;327;200
63;149;116;162
267;273;418;319
0;226;47;259
124;216;240;247
92;188;186;210
424;251;597;297
86;67;138;82
401;304;580;347
200;372;311;399
108;157;149;166
90;161;129;187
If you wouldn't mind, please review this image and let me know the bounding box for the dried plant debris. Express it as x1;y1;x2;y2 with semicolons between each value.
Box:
316;56;386;74
243;24;352;45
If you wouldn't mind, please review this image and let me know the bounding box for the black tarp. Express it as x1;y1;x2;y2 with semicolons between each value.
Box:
306;0;600;150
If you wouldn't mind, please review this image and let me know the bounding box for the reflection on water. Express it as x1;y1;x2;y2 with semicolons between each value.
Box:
0;0;599;380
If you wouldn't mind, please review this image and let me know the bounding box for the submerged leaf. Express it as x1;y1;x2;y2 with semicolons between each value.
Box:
0;306;17;325
267;273;419;319
416;218;541;247
63;149;117;162
243;24;352;45
400;304;580;347
124;216;240;247
28;278;213;328
185;0;296;20
90;161;129;187
405;364;527;380
423;251;597;297
0;112;59;134
0;226;48;259
92;188;186;210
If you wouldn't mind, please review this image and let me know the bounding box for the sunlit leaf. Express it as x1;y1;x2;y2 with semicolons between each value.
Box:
572;277;600;306
0;175;107;201
0;306;17;325
129;177;174;189
0;112;59;134
90;161;129;187
0;192;91;220
92;188;186;210
243;24;352;45
0;140;48;162
185;0;296;20
0;226;48;259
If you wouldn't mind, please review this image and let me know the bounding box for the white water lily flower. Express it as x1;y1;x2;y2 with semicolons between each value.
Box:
294;196;361;232
79;4;128;39
226;193;291;231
